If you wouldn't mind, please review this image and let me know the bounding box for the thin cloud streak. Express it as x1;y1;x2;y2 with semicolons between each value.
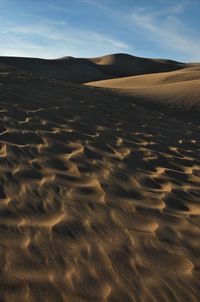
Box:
0;20;130;58
0;0;199;61
130;3;200;61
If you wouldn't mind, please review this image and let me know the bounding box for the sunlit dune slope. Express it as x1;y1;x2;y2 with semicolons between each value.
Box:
86;65;200;113
0;64;200;301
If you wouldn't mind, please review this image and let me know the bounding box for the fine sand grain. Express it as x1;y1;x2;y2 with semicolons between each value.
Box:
0;58;200;301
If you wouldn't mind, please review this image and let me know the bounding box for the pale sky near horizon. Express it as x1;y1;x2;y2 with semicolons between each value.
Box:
0;0;199;62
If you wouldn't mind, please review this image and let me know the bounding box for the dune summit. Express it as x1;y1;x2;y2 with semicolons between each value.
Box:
0;53;184;83
0;54;200;301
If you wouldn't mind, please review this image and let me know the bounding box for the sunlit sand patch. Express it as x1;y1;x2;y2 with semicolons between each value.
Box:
19;212;65;228
111;209;158;233
0;61;200;301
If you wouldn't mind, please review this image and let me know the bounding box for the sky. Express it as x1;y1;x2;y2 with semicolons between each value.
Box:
0;0;199;61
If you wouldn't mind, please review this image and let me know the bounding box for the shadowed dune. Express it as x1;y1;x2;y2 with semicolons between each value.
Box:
89;53;184;77
0;56;108;83
0;57;200;301
0;53;184;83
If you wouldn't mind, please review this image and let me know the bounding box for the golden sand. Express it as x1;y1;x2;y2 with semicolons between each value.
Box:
0;56;200;301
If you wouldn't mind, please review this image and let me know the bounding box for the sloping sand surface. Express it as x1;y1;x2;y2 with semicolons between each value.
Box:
0;56;108;83
89;53;184;77
86;66;200;114
0;61;200;301
87;66;200;88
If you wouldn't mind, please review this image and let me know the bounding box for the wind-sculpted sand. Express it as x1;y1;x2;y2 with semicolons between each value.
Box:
86;65;200;115
0;65;200;301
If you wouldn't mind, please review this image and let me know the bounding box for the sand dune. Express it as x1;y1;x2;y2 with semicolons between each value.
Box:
89;53;184;77
0;56;200;301
87;65;200;88
0;56;109;83
86;65;200;114
0;53;184;84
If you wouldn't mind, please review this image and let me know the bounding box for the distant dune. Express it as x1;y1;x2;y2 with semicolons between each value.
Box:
89;53;184;77
0;53;184;83
0;53;200;301
0;56;108;83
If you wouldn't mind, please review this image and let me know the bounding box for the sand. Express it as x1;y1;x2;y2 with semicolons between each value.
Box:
0;56;200;301
0;53;184;84
86;65;200;114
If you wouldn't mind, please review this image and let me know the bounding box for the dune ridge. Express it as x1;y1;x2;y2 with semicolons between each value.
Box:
86;65;200;115
0;53;184;84
0;55;200;301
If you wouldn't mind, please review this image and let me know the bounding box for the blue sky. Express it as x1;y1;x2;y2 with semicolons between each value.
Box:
0;0;199;61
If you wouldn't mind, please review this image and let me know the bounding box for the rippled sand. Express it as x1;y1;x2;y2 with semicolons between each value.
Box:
0;71;200;301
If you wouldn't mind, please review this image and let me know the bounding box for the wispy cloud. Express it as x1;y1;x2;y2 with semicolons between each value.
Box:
0;0;199;61
76;0;200;61
130;2;200;61
7;21;129;48
0;19;130;58
132;2;186;21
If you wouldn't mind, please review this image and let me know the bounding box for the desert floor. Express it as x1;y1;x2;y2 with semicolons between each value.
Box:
0;62;200;301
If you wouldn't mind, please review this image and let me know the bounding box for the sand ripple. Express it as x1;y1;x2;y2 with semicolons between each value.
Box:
0;80;200;301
